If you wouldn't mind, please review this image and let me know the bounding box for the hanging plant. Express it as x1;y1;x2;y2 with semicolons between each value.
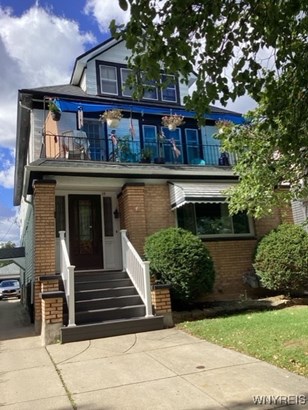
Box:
215;119;234;134
161;114;184;131
100;109;123;128
48;100;61;121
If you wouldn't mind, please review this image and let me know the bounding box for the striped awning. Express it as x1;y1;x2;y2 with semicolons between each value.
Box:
169;181;236;210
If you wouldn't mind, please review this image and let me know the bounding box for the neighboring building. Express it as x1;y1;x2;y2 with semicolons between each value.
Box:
0;262;21;283
14;38;292;344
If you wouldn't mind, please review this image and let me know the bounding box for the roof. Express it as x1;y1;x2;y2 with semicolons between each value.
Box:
0;247;25;260
0;262;21;275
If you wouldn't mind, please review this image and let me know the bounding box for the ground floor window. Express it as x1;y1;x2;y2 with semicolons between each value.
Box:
177;203;253;237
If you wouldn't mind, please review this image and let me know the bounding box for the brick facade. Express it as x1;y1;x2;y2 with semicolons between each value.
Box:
119;182;292;301
33;180;57;331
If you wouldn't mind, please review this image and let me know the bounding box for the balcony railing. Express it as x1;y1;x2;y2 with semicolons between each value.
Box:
43;133;237;166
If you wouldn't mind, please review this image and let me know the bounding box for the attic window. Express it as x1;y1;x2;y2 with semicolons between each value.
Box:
100;65;118;95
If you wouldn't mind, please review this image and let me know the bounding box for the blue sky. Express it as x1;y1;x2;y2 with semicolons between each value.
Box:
0;0;256;245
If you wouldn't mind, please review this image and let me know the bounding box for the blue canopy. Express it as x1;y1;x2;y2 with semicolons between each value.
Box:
55;99;245;124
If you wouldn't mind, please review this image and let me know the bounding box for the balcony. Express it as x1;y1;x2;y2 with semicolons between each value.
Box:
43;132;236;167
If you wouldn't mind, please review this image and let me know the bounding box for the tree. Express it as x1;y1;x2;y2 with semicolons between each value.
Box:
0;241;16;268
112;0;308;216
254;224;308;292
144;228;215;304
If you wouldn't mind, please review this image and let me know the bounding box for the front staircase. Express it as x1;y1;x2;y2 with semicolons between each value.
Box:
61;270;164;343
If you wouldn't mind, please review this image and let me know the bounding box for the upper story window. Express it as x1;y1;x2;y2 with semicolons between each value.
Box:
98;62;179;103
121;68;133;97
161;75;177;102
100;65;118;95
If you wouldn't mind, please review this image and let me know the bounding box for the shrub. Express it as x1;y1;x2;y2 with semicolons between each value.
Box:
144;227;215;304
254;223;308;292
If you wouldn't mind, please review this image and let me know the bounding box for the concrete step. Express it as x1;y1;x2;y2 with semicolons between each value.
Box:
75;295;143;312
61;316;164;343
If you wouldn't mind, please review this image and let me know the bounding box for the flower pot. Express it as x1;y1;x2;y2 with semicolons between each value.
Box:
168;124;177;131
51;111;61;121
107;118;120;128
154;157;165;164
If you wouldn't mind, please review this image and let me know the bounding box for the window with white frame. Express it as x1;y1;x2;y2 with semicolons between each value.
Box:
161;74;177;102
177;202;253;237
100;65;118;95
141;73;158;100
121;68;134;97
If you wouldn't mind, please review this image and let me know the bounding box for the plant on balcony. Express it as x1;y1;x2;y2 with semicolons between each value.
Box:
48;100;61;121
100;109;123;128
161;114;184;130
216;119;234;134
140;147;152;163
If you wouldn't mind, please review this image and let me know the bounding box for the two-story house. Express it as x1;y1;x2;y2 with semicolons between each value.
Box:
14;37;291;344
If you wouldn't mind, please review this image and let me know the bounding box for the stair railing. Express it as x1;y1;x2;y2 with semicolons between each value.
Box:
59;231;76;327
121;229;153;317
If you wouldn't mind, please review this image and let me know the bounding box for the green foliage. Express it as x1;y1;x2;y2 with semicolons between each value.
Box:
254;224;308;291
144;227;215;303
112;0;308;216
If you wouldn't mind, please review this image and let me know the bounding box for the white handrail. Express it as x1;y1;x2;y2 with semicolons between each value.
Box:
121;230;153;317
59;231;76;327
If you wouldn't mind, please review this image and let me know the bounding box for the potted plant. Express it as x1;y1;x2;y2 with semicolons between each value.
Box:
140;147;152;163
100;109;122;128
216;119;233;134
161;114;184;131
48;100;61;121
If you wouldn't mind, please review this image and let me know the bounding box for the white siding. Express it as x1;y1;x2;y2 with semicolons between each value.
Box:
30;109;46;162
86;59;98;95
292;200;308;231
84;41;192;101
80;70;87;92
20;199;34;285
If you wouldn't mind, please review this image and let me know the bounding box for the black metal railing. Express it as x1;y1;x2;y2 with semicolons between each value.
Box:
43;133;237;166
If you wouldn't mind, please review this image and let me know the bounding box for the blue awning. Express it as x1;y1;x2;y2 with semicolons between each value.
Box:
55;99;245;124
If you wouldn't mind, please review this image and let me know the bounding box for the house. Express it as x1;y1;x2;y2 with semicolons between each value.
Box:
14;37;293;344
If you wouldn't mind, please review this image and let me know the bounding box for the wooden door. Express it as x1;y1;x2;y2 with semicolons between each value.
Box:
68;195;103;269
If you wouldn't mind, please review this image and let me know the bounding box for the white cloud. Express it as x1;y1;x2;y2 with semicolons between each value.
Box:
0;149;15;188
0;213;20;245
84;0;130;32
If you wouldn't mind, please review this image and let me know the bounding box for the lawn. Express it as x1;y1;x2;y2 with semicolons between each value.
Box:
177;305;308;377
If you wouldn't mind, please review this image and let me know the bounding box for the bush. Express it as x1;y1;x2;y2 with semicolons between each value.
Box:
144;227;215;304
254;223;308;292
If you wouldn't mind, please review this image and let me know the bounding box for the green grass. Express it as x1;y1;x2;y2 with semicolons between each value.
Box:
177;306;308;377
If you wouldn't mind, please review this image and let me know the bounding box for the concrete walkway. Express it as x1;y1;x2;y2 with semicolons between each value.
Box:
1;300;308;409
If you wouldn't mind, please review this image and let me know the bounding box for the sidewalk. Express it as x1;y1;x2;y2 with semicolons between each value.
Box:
1;300;308;409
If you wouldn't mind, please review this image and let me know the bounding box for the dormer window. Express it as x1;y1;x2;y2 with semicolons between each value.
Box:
97;61;179;103
100;65;118;95
161;75;177;102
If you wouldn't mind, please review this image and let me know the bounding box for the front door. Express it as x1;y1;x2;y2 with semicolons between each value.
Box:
68;195;103;270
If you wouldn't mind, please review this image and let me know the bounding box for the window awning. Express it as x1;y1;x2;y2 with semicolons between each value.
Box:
54;99;245;124
169;181;236;210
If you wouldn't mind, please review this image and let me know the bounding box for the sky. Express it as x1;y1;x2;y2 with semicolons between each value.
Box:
0;0;256;246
